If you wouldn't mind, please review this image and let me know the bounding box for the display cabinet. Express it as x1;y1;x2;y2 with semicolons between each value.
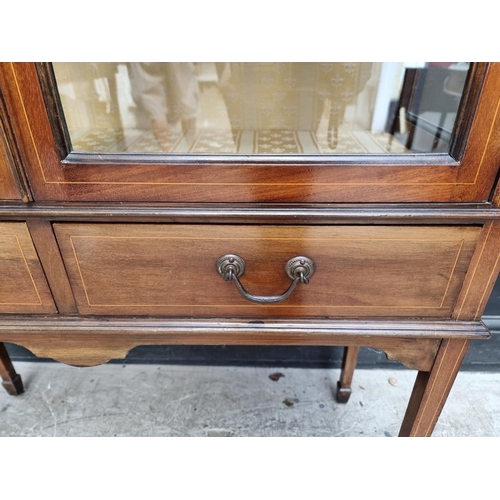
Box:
0;62;499;436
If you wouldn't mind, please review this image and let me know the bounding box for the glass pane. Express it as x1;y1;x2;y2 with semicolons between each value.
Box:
52;62;470;155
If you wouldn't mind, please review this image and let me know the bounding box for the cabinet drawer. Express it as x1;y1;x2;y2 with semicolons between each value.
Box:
0;223;56;313
53;224;480;318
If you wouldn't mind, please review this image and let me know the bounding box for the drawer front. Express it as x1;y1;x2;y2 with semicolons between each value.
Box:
0;223;56;313
53;224;480;318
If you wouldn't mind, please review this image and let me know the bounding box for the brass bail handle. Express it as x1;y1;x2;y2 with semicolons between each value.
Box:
216;254;316;304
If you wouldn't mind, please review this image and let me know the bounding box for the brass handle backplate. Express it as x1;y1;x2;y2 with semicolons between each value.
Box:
216;254;316;304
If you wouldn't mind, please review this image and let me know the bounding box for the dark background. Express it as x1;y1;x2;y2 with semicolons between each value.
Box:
5;276;500;371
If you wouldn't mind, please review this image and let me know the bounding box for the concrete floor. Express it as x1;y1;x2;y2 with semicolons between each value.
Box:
1;362;500;437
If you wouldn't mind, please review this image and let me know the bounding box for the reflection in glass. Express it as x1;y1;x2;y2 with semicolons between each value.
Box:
52;62;469;155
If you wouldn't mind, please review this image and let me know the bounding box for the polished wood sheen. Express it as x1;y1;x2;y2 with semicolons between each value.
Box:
27;219;78;315
0;97;25;200
399;339;470;437
1;61;500;435
1;202;500;224
453;221;500;320
0;316;487;368
53;224;480;318
1;63;499;203
0;223;56;314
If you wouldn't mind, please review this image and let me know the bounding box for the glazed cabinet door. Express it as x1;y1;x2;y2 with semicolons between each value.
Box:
0;62;499;203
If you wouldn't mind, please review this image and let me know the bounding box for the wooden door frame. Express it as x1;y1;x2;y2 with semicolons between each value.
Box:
1;62;499;203
0;89;28;201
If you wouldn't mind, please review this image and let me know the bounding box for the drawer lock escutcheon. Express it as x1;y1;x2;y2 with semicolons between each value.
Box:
216;254;316;304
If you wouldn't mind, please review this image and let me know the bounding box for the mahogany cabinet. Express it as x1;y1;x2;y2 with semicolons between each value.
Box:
1;62;500;436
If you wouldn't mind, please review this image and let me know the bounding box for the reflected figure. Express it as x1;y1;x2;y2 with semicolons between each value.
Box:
127;63;199;143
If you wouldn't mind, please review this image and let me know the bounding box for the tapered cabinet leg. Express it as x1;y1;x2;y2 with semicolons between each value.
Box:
336;346;360;403
399;339;470;437
0;342;24;396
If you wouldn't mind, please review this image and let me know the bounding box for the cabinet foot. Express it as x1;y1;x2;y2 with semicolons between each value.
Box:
336;346;359;403
2;374;24;396
0;343;24;396
336;383;352;403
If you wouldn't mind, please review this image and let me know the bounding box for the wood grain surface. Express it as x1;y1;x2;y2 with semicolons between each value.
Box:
399;338;471;436
27;219;77;315
53;223;480;318
453;221;500;320
1;315;485;369
1;61;499;437
0;202;499;224
0;223;56;313
1;62;499;203
0;95;25;200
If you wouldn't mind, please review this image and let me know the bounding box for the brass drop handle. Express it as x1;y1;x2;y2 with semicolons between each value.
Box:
216;254;316;304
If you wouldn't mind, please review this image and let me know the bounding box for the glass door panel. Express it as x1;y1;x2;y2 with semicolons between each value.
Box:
52;62;469;156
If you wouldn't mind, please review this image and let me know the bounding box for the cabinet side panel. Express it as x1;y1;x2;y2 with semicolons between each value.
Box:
0;223;57;313
0;100;25;200
453;221;500;320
